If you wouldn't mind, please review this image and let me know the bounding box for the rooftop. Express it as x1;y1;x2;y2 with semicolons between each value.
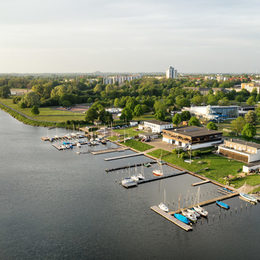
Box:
144;120;172;125
225;139;260;149
163;126;222;138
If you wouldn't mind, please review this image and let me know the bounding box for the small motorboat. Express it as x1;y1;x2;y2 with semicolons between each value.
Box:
193;206;208;217
137;173;145;180
159;202;169;212
216;200;230;209
153;170;163;176
181;210;197;222
174;213;191;225
131;175;139;182
144;163;151;168
121;178;137;188
239;193;258;204
187;208;200;218
77;143;81;148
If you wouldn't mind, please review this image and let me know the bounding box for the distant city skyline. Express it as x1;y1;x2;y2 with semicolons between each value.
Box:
0;0;259;73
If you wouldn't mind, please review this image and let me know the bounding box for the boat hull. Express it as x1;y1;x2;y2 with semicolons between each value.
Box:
216;200;230;209
174;213;191;225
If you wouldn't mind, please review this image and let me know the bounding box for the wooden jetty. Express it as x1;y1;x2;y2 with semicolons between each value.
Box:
122;171;186;188
169;192;239;215
192;180;211;186
150;206;192;232
105;161;157;173
91;147;129;155
104;153;144;161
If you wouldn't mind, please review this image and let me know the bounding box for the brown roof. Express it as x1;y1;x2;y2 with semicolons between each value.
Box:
163;126;222;138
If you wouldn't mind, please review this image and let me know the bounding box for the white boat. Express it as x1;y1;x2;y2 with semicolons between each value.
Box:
153;169;163;176
187;208;200;218
77;143;81;148
181;210;197;222
240;193;258;204
121;178;137;188
131;175;139;182
159;202;169;212
137;173;145;180
193;205;208;217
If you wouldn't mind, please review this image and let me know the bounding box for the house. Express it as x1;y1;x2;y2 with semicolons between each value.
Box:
218;139;260;163
139;120;173;133
218;139;260;173
162;126;223;150
129;121;138;127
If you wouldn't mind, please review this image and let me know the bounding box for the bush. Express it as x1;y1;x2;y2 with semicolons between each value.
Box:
31;106;40;115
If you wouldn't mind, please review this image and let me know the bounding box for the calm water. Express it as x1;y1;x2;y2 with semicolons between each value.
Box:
0;109;259;260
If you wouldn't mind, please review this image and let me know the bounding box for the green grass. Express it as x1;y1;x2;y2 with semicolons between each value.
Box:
113;127;144;138
230;175;260;188
251;186;260;194
0;98;85;122
148;149;244;185
107;136;119;141
133;113;156;121
122;139;153;152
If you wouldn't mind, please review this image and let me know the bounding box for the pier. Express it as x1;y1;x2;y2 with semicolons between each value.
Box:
104;153;144;161
105;161;157;173
91;147;129;155
150;206;192;232
192;180;211;186
169;192;239;215
122;171;187;188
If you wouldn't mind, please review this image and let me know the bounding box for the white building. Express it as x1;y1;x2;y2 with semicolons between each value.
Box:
166;66;177;79
183;105;239;121
103;75;142;85
139;120;173;133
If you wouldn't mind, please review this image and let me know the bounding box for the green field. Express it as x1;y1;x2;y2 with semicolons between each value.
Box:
113;126;145;138
230;175;260;188
148;149;244;185
122;139;154;152
0;98;85;122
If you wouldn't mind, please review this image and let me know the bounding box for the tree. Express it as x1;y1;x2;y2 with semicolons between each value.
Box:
218;97;230;106
155;109;165;121
242;123;256;140
188;116;200;126
133;104;143;117
85;107;98;123
180;111;191;121
31;106;40;115
0;86;11;98
231;117;246;136
120;107;133;122
245;111;257;125
175;96;190;108
246;96;255;106
207;121;218;130
172;113;182;126
22;91;40;107
191;95;203;106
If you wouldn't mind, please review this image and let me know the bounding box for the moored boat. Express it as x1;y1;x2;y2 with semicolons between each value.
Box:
159;202;169;212
193;205;208;217
187;208;200;218
239;193;258;204
153;169;163;176
181;210;197;222
137;173;145;180
174;213;191;225
216;200;230;209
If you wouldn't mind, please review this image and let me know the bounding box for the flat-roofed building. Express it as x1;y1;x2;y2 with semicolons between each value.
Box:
139;120;173;133
162;126;223;150
218;139;260;163
241;82;260;93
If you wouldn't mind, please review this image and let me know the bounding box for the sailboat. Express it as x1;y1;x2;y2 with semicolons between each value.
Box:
181;209;197;222
158;189;169;212
192;187;208;217
137;165;145;180
153;161;163;176
174;194;192;225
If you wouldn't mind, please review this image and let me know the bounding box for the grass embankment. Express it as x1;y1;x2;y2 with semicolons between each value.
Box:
0;98;85;122
148;149;244;186
230;175;260;188
122;139;154;152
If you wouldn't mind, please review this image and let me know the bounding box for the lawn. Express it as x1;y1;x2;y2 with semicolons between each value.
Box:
122;139;154;152
148;149;244;185
133;113;156;121
113;126;144;138
230;175;260;188
0;98;85;122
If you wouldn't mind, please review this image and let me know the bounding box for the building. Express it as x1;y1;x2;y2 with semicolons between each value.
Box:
238;106;255;117
218;139;260;163
103;75;142;85
166;66;177;79
139;120;173;133
162;126;223;150
183;105;239;121
241;82;260;93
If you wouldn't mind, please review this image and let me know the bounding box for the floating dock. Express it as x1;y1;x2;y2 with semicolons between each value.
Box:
122;171;186;188
169;192;239;215
150;206;192;232
104;153;144;161
192;180;211;186
91;147;129;155
105;161;157;173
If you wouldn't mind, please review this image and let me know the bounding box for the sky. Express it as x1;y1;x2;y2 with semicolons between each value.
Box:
0;0;259;73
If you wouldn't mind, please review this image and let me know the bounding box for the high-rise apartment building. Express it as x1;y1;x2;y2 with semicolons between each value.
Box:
166;66;177;79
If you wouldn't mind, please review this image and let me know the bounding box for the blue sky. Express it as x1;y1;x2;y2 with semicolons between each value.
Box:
0;0;259;73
